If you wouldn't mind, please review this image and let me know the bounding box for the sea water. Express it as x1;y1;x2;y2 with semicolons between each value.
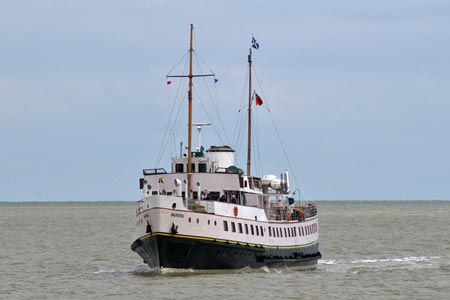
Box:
1;201;449;300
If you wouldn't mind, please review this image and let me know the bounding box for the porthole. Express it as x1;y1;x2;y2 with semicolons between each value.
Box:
196;218;199;224
188;217;191;223
208;220;211;225
214;220;217;226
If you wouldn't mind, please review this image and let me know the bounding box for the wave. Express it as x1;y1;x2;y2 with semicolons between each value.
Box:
320;255;442;273
94;265;160;276
319;259;337;265
351;256;440;264
94;265;272;277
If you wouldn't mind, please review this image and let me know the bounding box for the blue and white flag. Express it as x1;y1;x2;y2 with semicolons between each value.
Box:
251;36;259;49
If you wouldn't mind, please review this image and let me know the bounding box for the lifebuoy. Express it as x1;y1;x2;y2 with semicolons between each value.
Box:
233;206;238;216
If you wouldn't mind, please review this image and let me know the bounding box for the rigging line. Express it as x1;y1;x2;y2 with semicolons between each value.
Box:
234;107;248;152
234;111;247;166
192;85;228;147
265;105;301;194
170;77;189;138
252;65;302;192
192;54;229;143
162;91;187;165
155;79;187;166
155;61;189;166
252;102;263;176
155;86;179;166
235;96;249;165
233;105;246;163
193;50;216;76
197;65;231;147
155;57;189;165
166;51;189;77
253;107;264;176
252;65;266;100
160;56;189;160
250;66;274;175
232;67;249;151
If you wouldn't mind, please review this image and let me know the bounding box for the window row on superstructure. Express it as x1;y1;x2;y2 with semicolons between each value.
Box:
268;223;318;238
222;220;318;238
175;162;208;173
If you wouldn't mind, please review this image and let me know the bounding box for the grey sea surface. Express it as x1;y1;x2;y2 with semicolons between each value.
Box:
1;201;449;300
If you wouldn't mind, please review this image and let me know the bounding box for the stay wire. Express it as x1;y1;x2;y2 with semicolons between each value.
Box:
166;51;189;77
155;80;186;166
232;66;250;161
192;85;228;147
193;53;231;146
155;58;189;167
266;105;301;195
253;65;302;194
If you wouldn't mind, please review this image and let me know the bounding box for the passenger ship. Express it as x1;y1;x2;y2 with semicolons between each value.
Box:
131;25;321;272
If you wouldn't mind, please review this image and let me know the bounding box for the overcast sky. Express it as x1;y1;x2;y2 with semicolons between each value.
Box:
1;0;450;201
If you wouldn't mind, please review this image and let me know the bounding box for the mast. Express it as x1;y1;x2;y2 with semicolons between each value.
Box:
247;48;252;176
166;24;214;199
187;24;194;197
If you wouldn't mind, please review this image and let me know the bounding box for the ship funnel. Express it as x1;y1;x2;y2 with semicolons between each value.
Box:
205;146;235;170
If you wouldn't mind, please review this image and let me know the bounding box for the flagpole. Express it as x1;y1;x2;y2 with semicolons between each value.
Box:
247;47;252;176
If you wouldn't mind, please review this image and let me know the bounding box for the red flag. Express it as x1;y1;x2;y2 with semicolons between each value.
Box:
255;93;263;106
166;80;172;85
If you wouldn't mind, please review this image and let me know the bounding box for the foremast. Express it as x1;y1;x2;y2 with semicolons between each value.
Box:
166;24;214;198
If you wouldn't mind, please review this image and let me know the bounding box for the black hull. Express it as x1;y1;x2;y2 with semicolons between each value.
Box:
131;232;321;271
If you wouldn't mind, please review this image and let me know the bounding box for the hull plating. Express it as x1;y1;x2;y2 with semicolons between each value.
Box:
131;232;321;271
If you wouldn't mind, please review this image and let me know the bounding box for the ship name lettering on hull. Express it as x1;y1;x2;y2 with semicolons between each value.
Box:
171;213;185;218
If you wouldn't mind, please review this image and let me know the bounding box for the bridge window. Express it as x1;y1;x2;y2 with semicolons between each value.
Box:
245;224;249;234
260;226;264;237
199;163;207;173
223;221;228;231
250;225;254;235
238;223;243;234
175;164;184;173
231;222;236;233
